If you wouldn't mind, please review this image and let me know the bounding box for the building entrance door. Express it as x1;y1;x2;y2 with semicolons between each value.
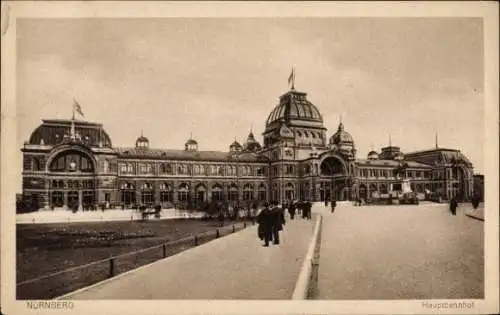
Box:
83;190;95;210
68;191;79;210
51;191;64;208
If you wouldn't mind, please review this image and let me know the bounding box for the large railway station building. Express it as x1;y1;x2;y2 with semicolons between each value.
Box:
21;87;476;210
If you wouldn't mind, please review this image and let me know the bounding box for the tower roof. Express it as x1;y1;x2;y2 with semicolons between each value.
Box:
265;89;323;128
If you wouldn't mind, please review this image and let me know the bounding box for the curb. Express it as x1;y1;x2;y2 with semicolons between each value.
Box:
291;214;323;300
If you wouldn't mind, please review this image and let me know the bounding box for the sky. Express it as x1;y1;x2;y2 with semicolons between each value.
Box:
16;18;484;191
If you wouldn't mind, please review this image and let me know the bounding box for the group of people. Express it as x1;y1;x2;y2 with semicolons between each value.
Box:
256;200;314;247
256;201;286;247
449;194;482;216
284;200;313;220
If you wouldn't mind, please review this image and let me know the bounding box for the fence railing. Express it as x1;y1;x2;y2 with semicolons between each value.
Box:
17;220;255;300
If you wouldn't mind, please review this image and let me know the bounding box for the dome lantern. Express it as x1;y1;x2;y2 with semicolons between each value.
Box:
185;132;198;152
229;138;242;153
367;150;379;160
136;130;149;149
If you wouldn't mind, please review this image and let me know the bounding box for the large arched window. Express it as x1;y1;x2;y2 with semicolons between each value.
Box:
178;183;190;202
243;183;254;200
159;183;173;203
120;182;136;206
49;150;94;172
141;182;154;205
228;183;239;201
211;183;223;201
258;183;267;201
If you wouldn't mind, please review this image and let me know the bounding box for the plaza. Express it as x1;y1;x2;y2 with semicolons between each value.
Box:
59;201;484;300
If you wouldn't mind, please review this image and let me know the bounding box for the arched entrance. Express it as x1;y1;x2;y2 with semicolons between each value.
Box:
211;184;223;201
195;184;207;204
320;155;348;201
47;148;96;210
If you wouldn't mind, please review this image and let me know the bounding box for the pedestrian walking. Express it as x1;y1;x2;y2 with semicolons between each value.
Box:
331;199;337;213
271;201;286;245
471;194;480;210
325;199;329;207
450;197;458;216
288;202;296;220
302;201;308;219
257;202;274;247
307;201;312;219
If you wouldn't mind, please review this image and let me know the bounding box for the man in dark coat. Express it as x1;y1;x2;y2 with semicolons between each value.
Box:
331;199;337;213
301;200;309;219
288;202;296;220
257;202;274;246
271;201;286;245
450;197;458;216
471;195;480;210
296;201;302;216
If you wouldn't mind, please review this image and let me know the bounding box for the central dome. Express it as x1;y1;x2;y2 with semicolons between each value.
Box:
266;90;323;127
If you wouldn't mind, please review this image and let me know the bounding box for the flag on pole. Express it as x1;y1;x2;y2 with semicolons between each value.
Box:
288;68;295;89
73;98;84;118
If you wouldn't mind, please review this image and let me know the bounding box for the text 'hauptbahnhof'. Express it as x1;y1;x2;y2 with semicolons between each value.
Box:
21;87;477;211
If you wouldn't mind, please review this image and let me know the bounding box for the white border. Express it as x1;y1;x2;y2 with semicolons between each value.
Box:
1;2;498;315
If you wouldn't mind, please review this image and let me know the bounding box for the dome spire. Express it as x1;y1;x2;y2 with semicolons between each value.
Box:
435;132;439;149
389;134;392;147
288;67;296;90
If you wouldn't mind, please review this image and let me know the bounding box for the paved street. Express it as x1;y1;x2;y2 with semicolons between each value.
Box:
316;201;484;300
61;215;316;300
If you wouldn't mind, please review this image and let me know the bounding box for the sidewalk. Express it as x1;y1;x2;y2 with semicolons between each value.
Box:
60;214;317;300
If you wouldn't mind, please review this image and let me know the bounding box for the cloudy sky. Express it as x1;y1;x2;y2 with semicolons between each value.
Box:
16;18;484;186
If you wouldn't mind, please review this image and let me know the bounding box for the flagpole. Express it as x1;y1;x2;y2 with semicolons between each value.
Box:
72;99;75;121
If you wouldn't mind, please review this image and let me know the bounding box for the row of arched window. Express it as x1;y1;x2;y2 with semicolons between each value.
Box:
295;130;323;139
119;162;268;177
119;182;268;191
357;168;431;179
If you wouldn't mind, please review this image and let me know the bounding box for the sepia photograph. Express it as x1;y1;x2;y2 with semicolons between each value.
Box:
1;1;498;315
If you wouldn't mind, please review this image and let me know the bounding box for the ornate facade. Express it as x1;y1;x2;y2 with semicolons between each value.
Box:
21;87;475;210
